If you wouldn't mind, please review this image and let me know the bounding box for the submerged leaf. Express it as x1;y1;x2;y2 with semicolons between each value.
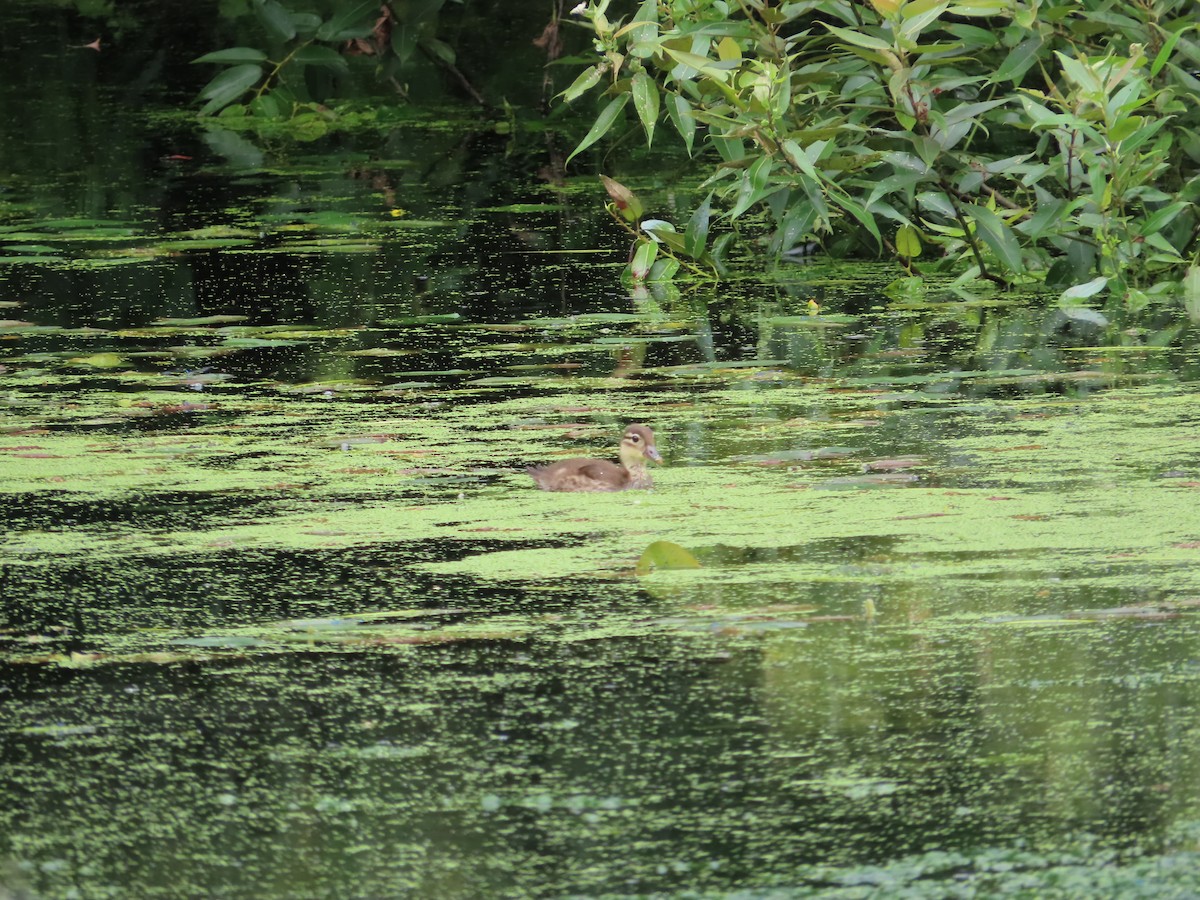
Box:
635;540;702;576
70;353;126;369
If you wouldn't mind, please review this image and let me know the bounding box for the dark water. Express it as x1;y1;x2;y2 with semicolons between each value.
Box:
4;4;1200;899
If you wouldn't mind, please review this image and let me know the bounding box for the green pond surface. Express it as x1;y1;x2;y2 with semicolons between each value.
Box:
5;240;1200;900
5;10;1200;899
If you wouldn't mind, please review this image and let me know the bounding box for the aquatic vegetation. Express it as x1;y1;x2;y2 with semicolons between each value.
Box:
4;66;1200;898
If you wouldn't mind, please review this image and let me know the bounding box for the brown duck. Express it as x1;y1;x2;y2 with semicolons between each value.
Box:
527;424;662;492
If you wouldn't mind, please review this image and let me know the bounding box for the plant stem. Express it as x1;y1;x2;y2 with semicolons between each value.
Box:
939;174;1001;284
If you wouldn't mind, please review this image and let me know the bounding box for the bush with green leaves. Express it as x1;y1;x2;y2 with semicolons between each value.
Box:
562;0;1200;304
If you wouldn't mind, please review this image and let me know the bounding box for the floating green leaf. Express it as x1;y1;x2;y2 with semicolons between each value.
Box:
635;540;702;576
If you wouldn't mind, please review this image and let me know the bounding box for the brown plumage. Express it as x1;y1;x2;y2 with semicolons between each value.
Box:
527;424;662;492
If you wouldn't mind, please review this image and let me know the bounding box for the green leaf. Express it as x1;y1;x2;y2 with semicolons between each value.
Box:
1151;25;1190;78
631;72;659;146
1015;197;1079;241
684;194;712;259
1144;232;1182;257
1137;202;1188;240
633;0;659;23
635;540;702;576
649;258;680;281
641;219;676;236
717;36;742;61
198;65;263;115
729;156;774;218
991;35;1043;84
425;38;456;66
253;0;297;42
777;204;818;255
1059;276;1107;302
643;222;687;254
630;240;657;282
566;94;629;164
625;0;660;48
1114;116;1170;154
966;203;1023;272
293;45;349;74
250;93;283;118
665;94;696;155
201;127;265;166
290;111;329;141
899;3;948;42
867;171;928;209
822;23;894;52
747;154;772;191
781;139;819;181
391;23;419;65
905;0;950;15
600;175;643;222
941;98;1008;126
192;48;269;65
943;22;998;51
829;191;882;247
799;179;831;231
711;233;734;269
895;224;923;258
946;0;1012;15
1017;95;1073;129
560;65;603;104
316;0;379;41
664;48;730;80
290;12;322;37
708;123;745;163
1058;308;1108;330
1056;51;1103;94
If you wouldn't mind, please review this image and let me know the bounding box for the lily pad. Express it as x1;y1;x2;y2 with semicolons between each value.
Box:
635;540;702;576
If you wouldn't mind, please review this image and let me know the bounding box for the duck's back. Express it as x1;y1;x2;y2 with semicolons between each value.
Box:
527;459;630;492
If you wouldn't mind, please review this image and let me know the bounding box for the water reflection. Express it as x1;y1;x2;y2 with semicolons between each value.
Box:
5;605;1200;896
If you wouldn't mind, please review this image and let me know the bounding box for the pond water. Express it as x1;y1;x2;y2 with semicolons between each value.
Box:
4;6;1200;899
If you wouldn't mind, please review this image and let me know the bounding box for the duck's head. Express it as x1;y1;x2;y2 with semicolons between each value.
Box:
620;424;662;467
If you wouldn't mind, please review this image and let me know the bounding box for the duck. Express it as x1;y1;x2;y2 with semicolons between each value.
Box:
527;424;662;492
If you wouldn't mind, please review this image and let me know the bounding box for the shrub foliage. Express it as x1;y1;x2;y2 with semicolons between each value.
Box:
563;0;1200;301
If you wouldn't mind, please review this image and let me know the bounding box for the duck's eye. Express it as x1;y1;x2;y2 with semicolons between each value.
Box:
628;433;640;442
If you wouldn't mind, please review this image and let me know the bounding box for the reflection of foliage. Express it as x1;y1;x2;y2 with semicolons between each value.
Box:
194;0;485;138
562;0;1200;307
195;1;379;129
